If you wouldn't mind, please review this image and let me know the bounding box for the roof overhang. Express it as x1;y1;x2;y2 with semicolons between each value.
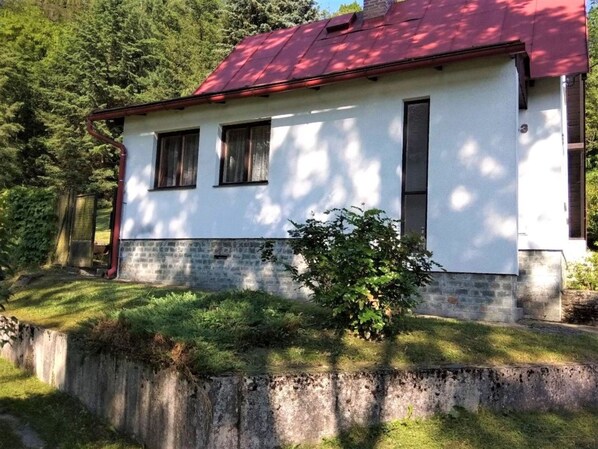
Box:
89;40;527;122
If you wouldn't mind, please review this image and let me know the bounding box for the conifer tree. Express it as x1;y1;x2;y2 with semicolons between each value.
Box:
222;0;320;49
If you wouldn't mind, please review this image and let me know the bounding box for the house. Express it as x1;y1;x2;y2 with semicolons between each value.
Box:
87;0;589;323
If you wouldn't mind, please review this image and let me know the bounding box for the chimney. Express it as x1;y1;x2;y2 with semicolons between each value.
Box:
363;0;394;19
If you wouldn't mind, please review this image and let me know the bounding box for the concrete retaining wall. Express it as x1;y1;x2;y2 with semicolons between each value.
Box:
2;321;597;449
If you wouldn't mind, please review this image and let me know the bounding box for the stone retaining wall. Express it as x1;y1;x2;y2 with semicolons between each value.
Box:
562;290;598;325
2;321;598;449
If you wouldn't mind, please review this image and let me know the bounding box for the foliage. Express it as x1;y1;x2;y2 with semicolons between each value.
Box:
586;3;598;246
0;2;60;188
587;170;598;247
586;1;598;170
0;187;57;269
334;1;361;15
263;207;439;339
222;0;320;48
566;251;598;290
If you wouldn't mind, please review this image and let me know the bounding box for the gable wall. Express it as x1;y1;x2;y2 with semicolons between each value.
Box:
121;56;519;276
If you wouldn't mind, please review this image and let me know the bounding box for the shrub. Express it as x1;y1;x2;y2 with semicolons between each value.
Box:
567;252;598;290
0;187;57;269
262;207;440;339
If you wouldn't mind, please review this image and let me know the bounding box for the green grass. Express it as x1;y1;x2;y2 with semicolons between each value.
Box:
294;408;598;449
6;270;180;331
0;358;139;449
5;271;598;375
94;208;112;244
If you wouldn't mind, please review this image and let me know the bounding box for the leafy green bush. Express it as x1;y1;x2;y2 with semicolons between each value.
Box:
587;170;598;249
0;187;57;269
567;252;598;290
262;207;440;340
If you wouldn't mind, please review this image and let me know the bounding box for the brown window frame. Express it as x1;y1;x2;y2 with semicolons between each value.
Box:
219;120;271;185
154;129;199;190
401;99;430;238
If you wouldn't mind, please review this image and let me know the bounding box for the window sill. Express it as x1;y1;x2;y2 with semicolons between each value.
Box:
148;185;197;192
213;181;269;188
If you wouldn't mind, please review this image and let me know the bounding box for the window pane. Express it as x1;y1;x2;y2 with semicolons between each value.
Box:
403;193;427;236
223;128;247;183
250;125;270;182
181;133;199;186
404;102;429;192
159;136;181;187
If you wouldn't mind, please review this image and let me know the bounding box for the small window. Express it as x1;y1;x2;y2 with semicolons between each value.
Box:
154;129;199;189
220;121;271;185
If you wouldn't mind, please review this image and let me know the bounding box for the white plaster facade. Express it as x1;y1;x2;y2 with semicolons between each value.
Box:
120;55;573;278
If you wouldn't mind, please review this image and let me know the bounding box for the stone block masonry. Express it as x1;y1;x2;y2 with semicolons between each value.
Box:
119;239;309;299
417;272;522;322
517;250;564;322
1;321;598;449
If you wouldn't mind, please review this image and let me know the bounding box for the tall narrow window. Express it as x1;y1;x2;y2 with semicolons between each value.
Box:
401;100;430;236
154;129;199;189
220;121;271;185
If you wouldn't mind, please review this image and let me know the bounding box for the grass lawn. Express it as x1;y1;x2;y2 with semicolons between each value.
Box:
294;408;598;449
94;208;112;245
0;357;139;449
5;270;598;375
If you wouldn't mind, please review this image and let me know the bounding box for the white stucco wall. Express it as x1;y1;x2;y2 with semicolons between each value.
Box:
518;77;569;251
121;56;520;275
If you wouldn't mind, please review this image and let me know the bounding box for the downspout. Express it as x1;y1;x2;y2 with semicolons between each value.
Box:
85;117;126;279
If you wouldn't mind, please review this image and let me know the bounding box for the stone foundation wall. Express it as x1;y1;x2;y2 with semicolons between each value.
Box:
417;273;521;322
2;321;598;449
517;250;564;322
119;239;308;298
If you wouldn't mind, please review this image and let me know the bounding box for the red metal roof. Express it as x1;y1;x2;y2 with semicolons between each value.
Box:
195;0;588;96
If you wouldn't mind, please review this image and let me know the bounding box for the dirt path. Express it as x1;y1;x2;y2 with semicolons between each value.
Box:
0;413;45;449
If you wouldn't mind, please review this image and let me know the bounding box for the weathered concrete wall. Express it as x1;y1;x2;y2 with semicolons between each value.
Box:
517;250;564;321
2;321;598;449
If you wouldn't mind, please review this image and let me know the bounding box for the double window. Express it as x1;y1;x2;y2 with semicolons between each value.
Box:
154;129;199;189
401;100;430;236
220;121;271;185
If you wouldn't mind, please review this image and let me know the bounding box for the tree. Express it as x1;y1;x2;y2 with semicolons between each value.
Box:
0;2;62;188
222;0;320;49
335;1;360;15
586;2;598;245
262;207;439;339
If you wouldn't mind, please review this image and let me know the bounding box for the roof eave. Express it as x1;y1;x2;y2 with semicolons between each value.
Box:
88;40;527;122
